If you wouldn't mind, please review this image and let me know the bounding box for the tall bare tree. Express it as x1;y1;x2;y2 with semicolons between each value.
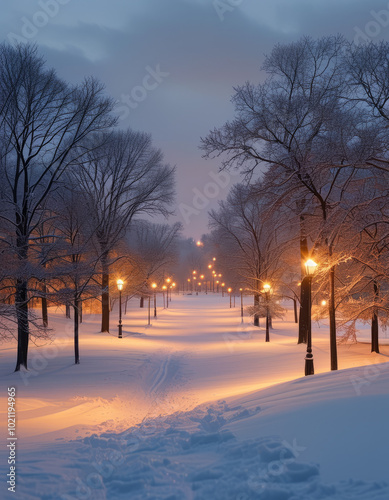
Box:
72;129;175;332
201;35;384;370
0;43;115;371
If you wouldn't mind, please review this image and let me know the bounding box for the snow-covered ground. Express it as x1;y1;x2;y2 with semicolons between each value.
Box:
1;294;388;499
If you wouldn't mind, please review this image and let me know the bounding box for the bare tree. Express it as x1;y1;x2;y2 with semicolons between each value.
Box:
345;41;389;172
201;35;386;370
72;129;175;332
129;220;181;288
209;181;294;326
48;183;102;365
0;43;116;371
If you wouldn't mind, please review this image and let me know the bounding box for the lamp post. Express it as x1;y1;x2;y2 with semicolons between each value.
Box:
227;287;232;307
304;259;317;376
240;288;243;322
117;279;124;338
221;282;225;297
152;283;157;317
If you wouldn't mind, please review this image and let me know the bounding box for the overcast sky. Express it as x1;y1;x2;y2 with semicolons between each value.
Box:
1;0;387;238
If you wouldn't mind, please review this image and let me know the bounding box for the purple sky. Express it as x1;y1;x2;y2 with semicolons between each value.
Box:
1;0;388;238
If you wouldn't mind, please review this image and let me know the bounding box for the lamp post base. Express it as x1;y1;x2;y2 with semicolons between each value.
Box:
118;323;122;339
305;354;314;376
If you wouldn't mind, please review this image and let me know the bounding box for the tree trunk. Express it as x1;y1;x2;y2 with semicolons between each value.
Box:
15;278;29;371
41;281;48;328
101;252;110;332
371;280;380;354
298;210;309;343
14;231;30;372
66;303;71;318
79;301;83;324
74;296;80;364
140;296;144;308
253;293;260;327
328;260;338;371
293;298;298;324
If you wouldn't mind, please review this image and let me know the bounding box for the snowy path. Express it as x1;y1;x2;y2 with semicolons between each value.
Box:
1;294;389;499
1;293;388;443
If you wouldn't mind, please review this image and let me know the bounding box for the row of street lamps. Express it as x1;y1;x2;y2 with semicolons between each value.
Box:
188;257;319;376
117;257;318;377
116;277;176;337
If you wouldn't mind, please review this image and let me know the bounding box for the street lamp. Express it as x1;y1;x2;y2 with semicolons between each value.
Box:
166;278;172;303
227;287;232;308
263;283;271;342
152;283;157;317
221;282;225;297
117;279;124;338
239;288;243;322
304;259;317;376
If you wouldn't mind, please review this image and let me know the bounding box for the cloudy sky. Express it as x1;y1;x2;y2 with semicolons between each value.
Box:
0;0;387;238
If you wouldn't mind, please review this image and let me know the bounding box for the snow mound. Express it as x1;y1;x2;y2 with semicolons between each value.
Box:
14;400;389;499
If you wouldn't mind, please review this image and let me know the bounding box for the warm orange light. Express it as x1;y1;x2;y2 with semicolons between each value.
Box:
212;257;216;261
151;283;157;289
305;259;317;276
221;282;225;287
263;283;271;292
218;274;222;277
166;277;171;283
216;280;219;284
187;278;190;282
192;270;197;275
196;240;203;247
239;288;243;291
321;300;327;306
117;279;124;291
208;264;212;269
162;285;167;290
172;282;176;287
227;287;232;293
200;274;204;279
